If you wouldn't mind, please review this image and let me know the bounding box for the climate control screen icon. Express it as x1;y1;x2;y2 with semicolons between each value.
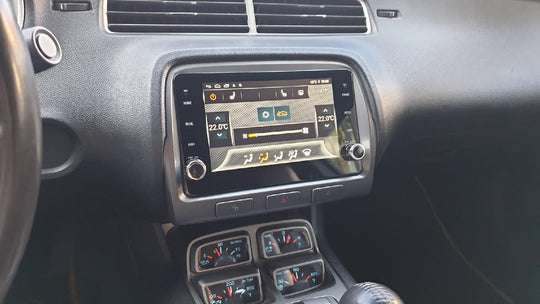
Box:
302;149;312;157
274;106;291;120
244;154;253;165
258;107;275;122
259;152;269;164
274;151;284;162
288;150;298;160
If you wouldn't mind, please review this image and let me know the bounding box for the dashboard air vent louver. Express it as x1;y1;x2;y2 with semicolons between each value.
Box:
253;0;368;34
106;0;249;33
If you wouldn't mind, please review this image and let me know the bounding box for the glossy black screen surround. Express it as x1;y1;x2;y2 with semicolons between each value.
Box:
174;70;362;197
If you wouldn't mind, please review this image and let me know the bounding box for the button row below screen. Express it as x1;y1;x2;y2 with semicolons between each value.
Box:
215;185;344;217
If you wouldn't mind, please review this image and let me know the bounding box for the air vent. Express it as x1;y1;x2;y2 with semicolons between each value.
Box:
253;0;369;34
106;0;249;33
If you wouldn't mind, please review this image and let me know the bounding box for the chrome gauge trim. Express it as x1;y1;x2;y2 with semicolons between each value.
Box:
260;226;313;259
272;259;325;297
186;219;319;280
198;271;263;304
194;235;253;273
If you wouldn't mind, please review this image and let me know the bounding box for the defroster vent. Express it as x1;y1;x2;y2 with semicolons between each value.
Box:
253;0;369;33
106;0;249;33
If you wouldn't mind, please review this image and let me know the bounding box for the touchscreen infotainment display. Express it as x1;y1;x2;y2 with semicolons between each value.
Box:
202;78;340;172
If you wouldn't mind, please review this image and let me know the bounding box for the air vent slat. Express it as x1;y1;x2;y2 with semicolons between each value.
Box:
108;12;247;25
256;14;366;26
254;4;364;16
257;25;367;33
109;23;249;33
107;0;249;33
108;1;246;14
253;0;368;33
254;0;360;5
108;0;245;3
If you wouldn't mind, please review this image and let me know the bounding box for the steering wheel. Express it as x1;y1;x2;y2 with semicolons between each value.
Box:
0;0;42;301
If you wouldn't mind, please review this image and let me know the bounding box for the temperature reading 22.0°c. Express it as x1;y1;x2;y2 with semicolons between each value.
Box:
198;237;250;271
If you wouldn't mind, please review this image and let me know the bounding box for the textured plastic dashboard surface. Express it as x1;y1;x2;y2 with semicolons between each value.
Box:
29;0;540;221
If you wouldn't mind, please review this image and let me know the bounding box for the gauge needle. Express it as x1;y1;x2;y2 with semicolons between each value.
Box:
306;275;311;281
227;286;232;297
207;255;213;260
286;234;291;244
217;296;223;300
214;248;221;257
292;239;298;244
292;274;298;283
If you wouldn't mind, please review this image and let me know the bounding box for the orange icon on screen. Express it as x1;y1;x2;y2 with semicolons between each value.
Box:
209;93;217;101
259;152;269;164
276;110;288;117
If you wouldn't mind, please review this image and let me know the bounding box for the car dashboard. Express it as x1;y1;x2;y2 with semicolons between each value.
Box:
10;0;540;303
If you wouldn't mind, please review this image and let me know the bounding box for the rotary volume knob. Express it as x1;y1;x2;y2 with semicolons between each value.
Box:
342;143;366;161
185;159;207;181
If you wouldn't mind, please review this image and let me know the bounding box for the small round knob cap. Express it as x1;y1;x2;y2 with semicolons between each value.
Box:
185;159;207;181
342;143;365;161
22;26;62;72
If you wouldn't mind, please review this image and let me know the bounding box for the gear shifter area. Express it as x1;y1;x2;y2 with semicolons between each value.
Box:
340;282;403;304
292;282;403;304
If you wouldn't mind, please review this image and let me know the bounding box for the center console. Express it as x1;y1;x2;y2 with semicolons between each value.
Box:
164;61;375;224
185;219;346;304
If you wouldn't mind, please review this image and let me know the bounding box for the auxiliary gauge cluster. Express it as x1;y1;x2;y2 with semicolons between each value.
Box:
187;220;343;304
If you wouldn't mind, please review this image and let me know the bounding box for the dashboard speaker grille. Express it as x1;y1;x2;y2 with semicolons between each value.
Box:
253;0;368;33
106;0;249;33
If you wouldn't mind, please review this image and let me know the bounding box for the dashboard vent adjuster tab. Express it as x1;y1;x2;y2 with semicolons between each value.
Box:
253;0;369;34
106;0;249;33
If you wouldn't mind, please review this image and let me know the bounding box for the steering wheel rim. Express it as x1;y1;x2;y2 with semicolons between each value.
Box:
0;0;41;301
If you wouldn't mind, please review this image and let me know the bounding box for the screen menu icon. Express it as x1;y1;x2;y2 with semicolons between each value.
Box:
257;107;275;122
274;106;291;121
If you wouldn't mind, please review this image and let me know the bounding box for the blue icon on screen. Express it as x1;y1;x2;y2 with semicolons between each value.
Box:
258;107;275;122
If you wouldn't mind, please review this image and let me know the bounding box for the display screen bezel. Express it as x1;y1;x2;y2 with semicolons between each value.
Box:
174;70;362;197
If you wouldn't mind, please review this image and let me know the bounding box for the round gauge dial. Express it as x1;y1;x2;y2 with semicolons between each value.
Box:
203;275;262;304
262;227;311;257
198;236;250;271
274;261;324;295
